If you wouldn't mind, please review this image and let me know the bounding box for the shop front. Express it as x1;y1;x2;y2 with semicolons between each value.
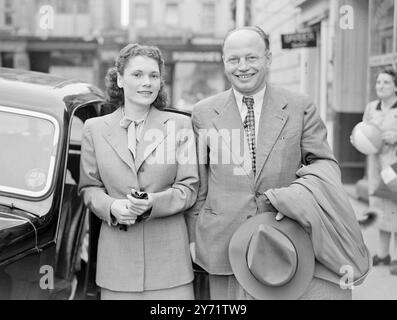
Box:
0;35;99;85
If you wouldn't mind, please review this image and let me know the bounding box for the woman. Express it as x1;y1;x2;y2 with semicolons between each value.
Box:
78;43;199;299
364;68;397;275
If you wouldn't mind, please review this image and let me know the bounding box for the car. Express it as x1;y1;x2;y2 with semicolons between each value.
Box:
0;67;112;300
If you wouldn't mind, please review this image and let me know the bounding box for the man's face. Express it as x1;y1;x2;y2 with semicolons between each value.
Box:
223;30;271;96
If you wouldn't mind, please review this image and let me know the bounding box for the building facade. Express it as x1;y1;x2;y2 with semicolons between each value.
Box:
368;0;396;99
123;0;235;109
97;0;236;109
0;0;126;86
251;0;374;182
251;0;334;132
0;0;235;108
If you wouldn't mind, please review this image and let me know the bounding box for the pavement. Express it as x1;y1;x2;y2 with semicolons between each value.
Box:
344;184;397;300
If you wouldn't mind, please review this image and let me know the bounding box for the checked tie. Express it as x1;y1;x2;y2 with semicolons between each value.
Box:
120;116;144;159
242;96;256;175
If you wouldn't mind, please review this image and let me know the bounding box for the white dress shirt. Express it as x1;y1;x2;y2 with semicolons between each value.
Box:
233;85;267;141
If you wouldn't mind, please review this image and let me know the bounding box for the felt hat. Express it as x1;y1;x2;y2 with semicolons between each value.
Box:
228;213;315;300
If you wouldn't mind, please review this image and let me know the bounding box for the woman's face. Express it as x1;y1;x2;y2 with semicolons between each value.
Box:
118;55;161;108
376;73;397;100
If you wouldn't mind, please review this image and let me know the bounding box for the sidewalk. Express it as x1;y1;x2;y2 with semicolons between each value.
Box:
344;184;397;300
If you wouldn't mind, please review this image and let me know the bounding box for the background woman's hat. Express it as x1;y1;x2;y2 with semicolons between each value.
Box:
228;213;315;300
351;121;383;155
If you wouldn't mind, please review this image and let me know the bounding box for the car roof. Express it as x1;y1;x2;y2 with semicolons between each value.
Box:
0;68;105;120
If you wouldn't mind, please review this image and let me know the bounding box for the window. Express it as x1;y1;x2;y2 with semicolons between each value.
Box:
55;0;88;14
0;107;59;198
370;0;394;55
4;12;12;26
1;52;14;68
56;0;73;13
201;1;216;34
4;0;13;26
134;3;149;28
165;2;179;26
76;0;89;14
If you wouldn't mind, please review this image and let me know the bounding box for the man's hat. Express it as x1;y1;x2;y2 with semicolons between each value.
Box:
228;213;315;300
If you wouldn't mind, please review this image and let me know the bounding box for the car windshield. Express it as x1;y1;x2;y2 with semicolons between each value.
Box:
0;107;60;198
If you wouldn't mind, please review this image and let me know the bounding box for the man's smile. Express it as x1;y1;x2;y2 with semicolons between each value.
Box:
235;73;257;80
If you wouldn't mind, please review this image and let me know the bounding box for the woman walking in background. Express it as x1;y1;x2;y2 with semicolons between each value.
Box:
364;68;397;275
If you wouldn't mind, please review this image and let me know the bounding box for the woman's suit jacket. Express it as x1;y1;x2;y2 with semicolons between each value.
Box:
78;107;199;292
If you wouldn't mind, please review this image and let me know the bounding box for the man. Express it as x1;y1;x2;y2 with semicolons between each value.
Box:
186;26;370;300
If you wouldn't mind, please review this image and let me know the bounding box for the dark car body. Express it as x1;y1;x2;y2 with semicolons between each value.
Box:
0;68;109;299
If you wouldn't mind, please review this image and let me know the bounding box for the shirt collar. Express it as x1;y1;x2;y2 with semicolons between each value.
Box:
233;85;267;115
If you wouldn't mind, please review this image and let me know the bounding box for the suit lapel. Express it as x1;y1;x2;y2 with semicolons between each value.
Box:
103;108;136;173
135;107;170;172
212;90;255;184
255;85;289;183
212;90;243;132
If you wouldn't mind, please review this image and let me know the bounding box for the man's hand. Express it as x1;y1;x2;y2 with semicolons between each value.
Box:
382;131;397;145
262;192;284;220
110;199;139;226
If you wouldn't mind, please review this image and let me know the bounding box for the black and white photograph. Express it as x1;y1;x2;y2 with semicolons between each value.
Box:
0;0;397;305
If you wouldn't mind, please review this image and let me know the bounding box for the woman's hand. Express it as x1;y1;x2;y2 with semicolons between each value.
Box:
110;199;139;226
126;193;154;216
382;131;397;145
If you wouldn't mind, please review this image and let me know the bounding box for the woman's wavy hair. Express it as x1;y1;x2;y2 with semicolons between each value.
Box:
378;67;397;89
105;43;167;110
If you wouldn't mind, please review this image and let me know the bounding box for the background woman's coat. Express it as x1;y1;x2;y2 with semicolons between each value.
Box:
364;100;397;232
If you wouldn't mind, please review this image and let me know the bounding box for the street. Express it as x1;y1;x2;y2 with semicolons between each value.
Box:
345;185;397;300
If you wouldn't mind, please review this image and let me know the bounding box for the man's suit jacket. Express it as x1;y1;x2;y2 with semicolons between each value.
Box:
79;107;199;292
186;85;338;277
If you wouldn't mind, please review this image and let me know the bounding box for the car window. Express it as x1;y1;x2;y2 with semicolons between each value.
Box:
0;107;60;198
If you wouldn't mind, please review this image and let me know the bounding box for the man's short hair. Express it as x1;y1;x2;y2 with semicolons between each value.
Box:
223;26;270;52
